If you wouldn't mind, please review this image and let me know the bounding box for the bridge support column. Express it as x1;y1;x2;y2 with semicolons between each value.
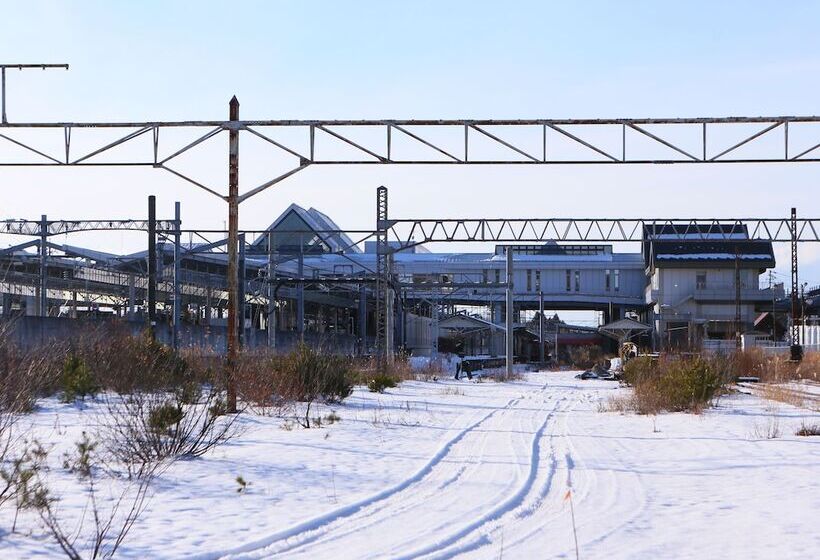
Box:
505;247;514;378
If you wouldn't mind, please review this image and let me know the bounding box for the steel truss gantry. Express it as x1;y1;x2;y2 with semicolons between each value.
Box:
380;217;820;250
4;101;820;401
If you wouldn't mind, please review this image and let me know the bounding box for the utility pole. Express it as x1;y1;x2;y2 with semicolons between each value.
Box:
0;63;68;123
172;201;181;349
734;248;742;349
769;270;776;342
39;214;48;317
267;232;276;350
505;247;514;378
538;290;545;364
226;96;239;413
147;195;157;339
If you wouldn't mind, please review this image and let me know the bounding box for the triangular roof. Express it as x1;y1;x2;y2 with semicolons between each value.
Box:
251;204;361;254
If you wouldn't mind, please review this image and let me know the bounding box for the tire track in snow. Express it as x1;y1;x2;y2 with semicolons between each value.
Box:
193;386;540;560
261;390;551;559
421;393;576;559
397;392;571;559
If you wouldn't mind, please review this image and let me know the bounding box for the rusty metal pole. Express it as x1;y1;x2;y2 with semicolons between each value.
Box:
226;96;240;412
147;195;157;339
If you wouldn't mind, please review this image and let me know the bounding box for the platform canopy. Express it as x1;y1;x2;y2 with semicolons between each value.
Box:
598;318;653;343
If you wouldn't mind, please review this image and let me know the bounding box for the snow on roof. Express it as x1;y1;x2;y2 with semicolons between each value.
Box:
655;253;771;260
649;233;749;240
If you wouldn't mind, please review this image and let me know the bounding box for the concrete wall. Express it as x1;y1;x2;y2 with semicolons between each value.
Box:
1;316;361;355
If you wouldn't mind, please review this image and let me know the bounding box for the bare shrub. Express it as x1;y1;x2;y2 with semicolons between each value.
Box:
751;406;781;440
233;345;356;426
276;345;354;428
75;328;190;394
24;433;161;559
0;322;65;411
795;422;820;436
99;384;239;475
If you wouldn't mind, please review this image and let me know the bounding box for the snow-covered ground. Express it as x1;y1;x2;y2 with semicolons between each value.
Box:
2;371;818;559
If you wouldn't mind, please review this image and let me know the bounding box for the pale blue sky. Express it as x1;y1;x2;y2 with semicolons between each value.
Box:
1;1;819;293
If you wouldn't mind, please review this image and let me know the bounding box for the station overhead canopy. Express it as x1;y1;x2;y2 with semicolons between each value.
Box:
599;318;652;342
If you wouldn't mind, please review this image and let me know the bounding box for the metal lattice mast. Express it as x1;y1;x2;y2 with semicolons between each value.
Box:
790;207;802;360
375;186;391;367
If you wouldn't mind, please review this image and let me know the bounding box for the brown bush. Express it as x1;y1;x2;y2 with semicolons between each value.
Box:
73;327;192;394
621;354;732;414
0;322;65;412
730;348;797;383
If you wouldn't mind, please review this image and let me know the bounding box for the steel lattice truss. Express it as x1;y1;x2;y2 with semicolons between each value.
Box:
2;116;820;202
382;217;820;251
0;219;176;236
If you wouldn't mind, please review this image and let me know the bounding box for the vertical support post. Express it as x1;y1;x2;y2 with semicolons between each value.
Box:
225;96;240;413
505;247;514;378
790;207;802;361
172;201;181;349
432;299;439;357
147;195;157;338
297;244;305;343
127;274;135;319
1;67;6;124
205;286;212;326
538;290;545;364
358;285;367;356
734;248;742;350
70;290;78;319
39;214;47;317
385;254;394;362
267;232;276;350
238;233;246;348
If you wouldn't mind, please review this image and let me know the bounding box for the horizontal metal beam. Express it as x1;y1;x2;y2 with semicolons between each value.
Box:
384;217;820;248
0;117;818;170
3;116;820;127
0;219;176;236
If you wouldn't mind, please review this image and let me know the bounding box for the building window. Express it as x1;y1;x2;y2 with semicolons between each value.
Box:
566;270;571;292
614;269;620;292
526;269;532;292
605;269;611;291
535;270;541;291
574;270;580;292
696;272;706;290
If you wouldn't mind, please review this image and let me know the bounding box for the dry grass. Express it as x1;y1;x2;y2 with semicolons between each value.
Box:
758;384;806;409
730;348;820;383
598;395;635;413
795;422;820;436
750;404;782;439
